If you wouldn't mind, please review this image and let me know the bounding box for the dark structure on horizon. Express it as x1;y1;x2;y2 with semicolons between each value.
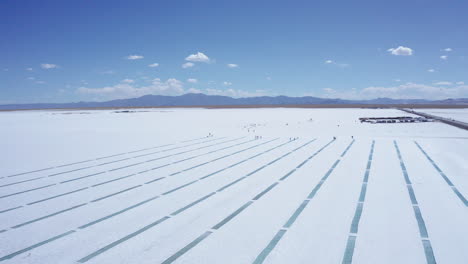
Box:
359;116;433;124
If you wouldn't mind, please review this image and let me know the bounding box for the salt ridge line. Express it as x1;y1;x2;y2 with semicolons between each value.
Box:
0;138;310;262
341;140;374;264
0;137;242;200
47;137;227;177
196;141;303;182
75;139;319;263
394;141;437;264
414;141;468;206
0;137;238;191
2;136;209;179
253;139;355;264
0;136;228;186
0;137;269;218
161;138;279;179
158;139;336;264
19;138;279;211
180;136;211;143
0;137;261;217
76;138;291;229
0;137;248;200
0;139;279;232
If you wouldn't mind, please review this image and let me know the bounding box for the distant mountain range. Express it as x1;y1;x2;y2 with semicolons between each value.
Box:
1;93;468;110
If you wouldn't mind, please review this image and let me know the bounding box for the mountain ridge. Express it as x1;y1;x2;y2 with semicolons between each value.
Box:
1;93;468;110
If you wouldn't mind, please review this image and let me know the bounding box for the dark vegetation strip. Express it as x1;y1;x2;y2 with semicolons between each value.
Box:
76;138;319;263
180;136;210;143
28;187;89;205
0;137;269;228
3;136;210;179
11;204;87;229
0;176;47;188
0;231;77;261
341;141;374;264
253;140;355;264
414;141;467;206
160;231;213;264
160;139;336;264
104;137;232;172
90;185;142;203
2;138;188;178
168;138;279;176
13;137;228;187
0;184;56;199
0;187;90;215
0;138;301;262
0;206;23;214
394;141;436;264
0;137;244;199
1;137;223;189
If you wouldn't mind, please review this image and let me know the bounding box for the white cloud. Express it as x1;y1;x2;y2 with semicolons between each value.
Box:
185;52;210;63
440;55;448;60
266;76;272;81
126;55;144;60
101;70;115;75
227;63;238;68
428;69;435;73
190;87;267;97
387;46;413;56
362;83;467;99
35;81;46;84
41;63;59;69
433;81;452;86
27;77;35;80
456;81;464;85
121;79;135;84
148;63;159;68
187;88;202;94
394;79;401;82
320;82;468;100
187;78;198;83
203;88;267;98
223;81;232;86
324;59;349;67
182;62;194;68
76;78;266;100
444;48;452;52
77;78;184;99
26;68;33;71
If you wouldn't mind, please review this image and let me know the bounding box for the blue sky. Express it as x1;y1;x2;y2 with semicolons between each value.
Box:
1;0;467;103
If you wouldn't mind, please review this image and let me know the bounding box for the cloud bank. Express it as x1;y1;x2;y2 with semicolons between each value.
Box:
76;78;262;100
182;62;194;68
320;82;468;100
